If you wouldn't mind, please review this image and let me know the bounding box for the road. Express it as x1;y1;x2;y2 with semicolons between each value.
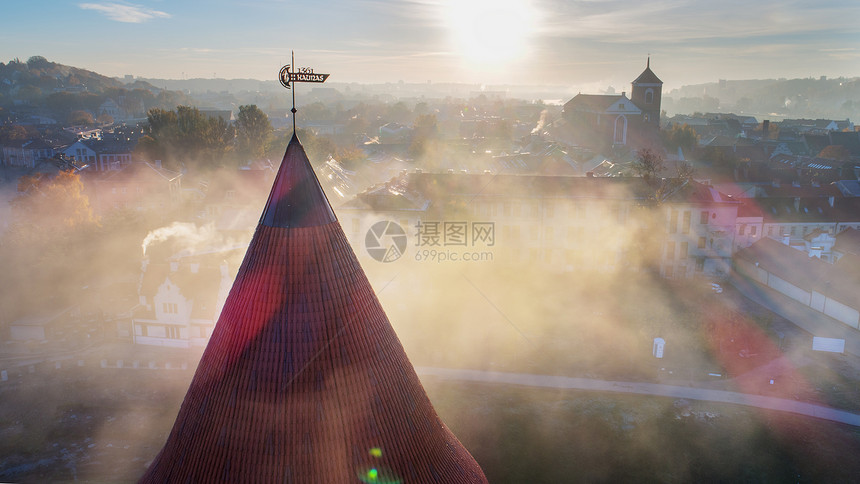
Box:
416;366;860;427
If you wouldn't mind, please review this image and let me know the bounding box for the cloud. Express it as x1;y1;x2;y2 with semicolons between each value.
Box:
79;2;171;23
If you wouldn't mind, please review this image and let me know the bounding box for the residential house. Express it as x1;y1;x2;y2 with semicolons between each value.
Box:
132;251;240;348
1;138;56;168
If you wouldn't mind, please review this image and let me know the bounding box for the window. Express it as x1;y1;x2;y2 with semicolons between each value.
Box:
700;211;709;225
162;302;178;314
739;225;745;236
698;236;706;249
666;241;675;260
645;89;654;104
545;203;554;218
751;226;757;236
166;326;180;339
545;226;554;242
768;226;775;236
669;210;678;234
696;257;705;271
682;211;691;234
680;242;688;259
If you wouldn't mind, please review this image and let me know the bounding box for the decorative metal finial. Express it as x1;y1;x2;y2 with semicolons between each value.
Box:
279;51;331;132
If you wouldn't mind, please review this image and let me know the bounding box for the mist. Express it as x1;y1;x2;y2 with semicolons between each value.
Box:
2;69;860;481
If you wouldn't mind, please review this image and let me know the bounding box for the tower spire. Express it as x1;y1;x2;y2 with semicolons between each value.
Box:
139;57;486;483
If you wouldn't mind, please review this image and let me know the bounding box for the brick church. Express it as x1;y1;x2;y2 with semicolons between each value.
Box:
562;58;663;152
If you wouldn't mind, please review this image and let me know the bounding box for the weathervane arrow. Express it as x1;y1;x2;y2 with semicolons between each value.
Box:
279;65;330;89
280;51;330;131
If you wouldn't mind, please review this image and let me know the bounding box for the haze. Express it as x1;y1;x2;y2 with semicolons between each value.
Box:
1;1;859;88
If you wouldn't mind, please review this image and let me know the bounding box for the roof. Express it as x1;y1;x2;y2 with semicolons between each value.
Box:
564;94;623;113
633;59;662;84
259;133;337;228
736;237;860;305
835;228;860;257
141;134;486;483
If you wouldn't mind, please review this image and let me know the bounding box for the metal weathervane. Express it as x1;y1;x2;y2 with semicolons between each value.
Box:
280;51;330;131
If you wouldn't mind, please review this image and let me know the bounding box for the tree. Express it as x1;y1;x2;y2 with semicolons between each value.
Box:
235;104;273;161
335;146;367;171
662;123;699;152
144;105;235;170
68;110;95;125
818;145;851;162
96;113;114;125
632;148;665;181
2;170;100;320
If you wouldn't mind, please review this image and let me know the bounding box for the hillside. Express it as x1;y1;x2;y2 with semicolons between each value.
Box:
664;77;860;120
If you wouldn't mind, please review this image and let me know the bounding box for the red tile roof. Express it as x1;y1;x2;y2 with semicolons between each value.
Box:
140;134;486;483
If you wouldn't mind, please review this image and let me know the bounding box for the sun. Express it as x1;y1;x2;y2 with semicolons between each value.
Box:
444;0;538;65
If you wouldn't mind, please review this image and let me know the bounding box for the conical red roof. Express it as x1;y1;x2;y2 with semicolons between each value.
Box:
140;135;487;483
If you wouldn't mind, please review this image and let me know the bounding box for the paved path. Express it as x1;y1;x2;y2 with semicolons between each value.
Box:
416;367;860;427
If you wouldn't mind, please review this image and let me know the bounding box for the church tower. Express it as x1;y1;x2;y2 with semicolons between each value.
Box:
631;57;662;128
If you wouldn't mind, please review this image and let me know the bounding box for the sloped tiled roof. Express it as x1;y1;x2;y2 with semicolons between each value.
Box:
140;134;486;483
633;59;662;84
564;94;623;113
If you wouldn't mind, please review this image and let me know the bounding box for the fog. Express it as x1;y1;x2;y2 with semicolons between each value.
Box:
2;114;860;481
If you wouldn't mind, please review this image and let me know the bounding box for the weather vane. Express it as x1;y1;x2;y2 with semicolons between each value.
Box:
279;51;330;131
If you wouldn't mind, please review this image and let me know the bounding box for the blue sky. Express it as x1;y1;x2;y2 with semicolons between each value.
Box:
2;0;859;89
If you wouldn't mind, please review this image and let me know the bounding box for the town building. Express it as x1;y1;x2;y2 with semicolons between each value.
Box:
132;251;239;348
561;59;663;151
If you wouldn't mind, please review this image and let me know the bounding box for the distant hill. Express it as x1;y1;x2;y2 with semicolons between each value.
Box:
664;77;860;121
0;56;125;97
0;56;192;122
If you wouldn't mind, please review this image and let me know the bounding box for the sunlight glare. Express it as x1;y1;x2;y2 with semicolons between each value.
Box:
445;0;538;64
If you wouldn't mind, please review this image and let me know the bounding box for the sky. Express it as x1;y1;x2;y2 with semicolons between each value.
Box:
2;0;859;90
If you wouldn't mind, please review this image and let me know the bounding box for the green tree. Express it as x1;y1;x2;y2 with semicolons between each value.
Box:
235;104;273;161
662;123;699;152
144;105;235;169
409;113;439;160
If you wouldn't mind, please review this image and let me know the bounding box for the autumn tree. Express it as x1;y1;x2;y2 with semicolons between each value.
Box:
1;170;100;321
235;104;273;161
818;145;851;161
68;110;95;125
335;146;368;171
